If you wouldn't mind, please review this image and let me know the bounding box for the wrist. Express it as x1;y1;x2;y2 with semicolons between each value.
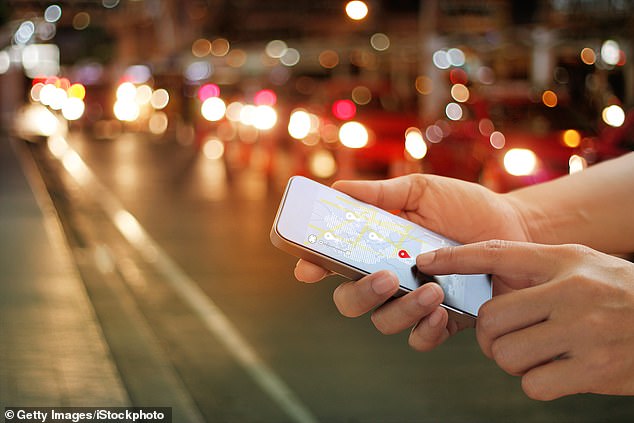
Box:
503;191;546;244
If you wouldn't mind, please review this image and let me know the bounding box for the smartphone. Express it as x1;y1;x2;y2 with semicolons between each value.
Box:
270;176;492;327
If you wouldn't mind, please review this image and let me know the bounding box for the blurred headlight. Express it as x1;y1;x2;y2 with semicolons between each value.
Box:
201;97;226;122
339;121;368;149
503;148;537;176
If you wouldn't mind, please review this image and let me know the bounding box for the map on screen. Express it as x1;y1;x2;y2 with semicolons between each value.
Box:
302;188;467;309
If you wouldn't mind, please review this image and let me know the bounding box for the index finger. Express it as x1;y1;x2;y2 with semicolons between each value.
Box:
416;240;562;290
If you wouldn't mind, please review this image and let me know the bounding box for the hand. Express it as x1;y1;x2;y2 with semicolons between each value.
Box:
295;174;531;350
416;240;634;400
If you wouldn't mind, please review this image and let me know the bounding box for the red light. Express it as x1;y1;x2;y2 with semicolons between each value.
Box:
254;89;277;106
32;77;47;86
198;83;220;101
45;76;60;87
449;68;468;85
332;99;356;120
59;77;71;90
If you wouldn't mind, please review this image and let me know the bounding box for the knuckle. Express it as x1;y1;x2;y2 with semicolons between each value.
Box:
583;310;610;333
560;243;595;260
481;239;512;262
586;347;616;376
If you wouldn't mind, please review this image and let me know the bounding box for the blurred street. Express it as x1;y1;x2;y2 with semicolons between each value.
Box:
1;129;633;422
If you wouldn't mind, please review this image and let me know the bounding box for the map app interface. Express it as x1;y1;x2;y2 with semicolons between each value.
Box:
301;181;491;316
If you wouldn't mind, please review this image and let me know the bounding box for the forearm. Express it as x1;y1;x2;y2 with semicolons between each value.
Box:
505;152;634;254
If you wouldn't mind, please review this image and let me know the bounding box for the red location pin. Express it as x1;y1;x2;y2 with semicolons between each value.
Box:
398;249;411;259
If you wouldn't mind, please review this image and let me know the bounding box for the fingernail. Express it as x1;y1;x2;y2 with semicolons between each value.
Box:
416;251;436;267
418;284;441;307
372;273;396;295
428;308;444;328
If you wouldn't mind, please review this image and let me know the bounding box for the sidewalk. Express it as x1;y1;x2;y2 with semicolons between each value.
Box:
0;134;128;407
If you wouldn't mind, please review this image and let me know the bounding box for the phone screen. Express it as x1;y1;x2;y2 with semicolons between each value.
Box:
274;176;491;317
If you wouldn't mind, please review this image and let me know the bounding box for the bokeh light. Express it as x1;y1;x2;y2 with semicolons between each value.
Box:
192;39;212;57
226;102;244;122
48;87;68;111
280;48;300;66
432;50;450;69
569;155;587;174
254;89;277;106
562;129;581;148
580;47;596;65
211;38;231;56
370;33;390;51
44;5;62;23
226;49;247;67
425;125;443;143
504;148;537;176
345;1;369;20
351;86;372;105
135;85;153;105
602;104;625;127
489;131;506;149
339;121;368;148
198;83;220;101
201;97;227;121
116;82;136;101
449;68;468;85
309;150;337;179
102;0;120;8
332;100;356;120
62;97;85;121
288;109;312;140
601;40;620;66
445;102;463;120
253;105;278;130
542;90;558;107
114;100;140;122
447;48;466;67
203;138;225;160
148;112;169;135
450;84;469;102
318;50;339;69
125;65;152;84
415;76;433;95
404;128;427;159
14;21;35;45
478;119;494;137
265;40;288;58
0;51;10;75
67;83;86;100
73;12;90;30
185;61;212;81
150;89;170;110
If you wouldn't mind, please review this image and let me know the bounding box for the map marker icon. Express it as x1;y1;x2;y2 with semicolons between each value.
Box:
398;249;410;259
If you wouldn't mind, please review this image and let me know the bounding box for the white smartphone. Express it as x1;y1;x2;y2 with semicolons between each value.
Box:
270;176;492;327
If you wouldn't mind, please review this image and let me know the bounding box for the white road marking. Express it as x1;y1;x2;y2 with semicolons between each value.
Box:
47;135;318;423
